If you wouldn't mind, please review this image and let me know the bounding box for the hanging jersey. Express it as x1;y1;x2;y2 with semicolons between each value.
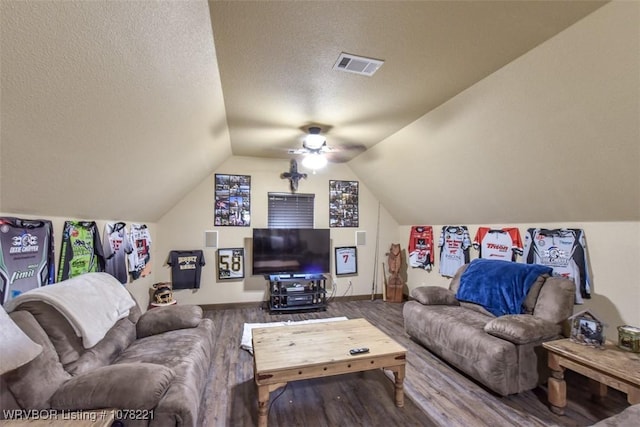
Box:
473;227;523;261
438;226;471;277
168;250;206;289
57;221;104;281
128;224;152;280
408;226;434;271
523;228;590;304
0;217;55;305
102;222;133;284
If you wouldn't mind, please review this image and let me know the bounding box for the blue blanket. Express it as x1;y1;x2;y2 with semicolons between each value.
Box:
456;259;552;317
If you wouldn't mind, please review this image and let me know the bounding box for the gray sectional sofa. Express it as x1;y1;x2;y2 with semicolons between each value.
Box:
403;260;576;396
1;273;214;427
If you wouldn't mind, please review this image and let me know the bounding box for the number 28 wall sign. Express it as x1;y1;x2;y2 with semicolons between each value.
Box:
217;248;245;280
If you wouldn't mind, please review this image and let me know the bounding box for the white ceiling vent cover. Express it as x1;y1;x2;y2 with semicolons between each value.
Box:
333;53;384;77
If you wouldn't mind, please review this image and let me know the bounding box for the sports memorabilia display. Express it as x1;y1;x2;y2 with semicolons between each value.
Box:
335;246;357;276
0;217;55;305
438;225;471;277
329;180;359;227
128;223;152;280
473;227;523;262
408;226;434;270
217;248;244;280
523;228;591;304
102;222;132;284
168;250;206;289
215;174;251;226
57;221;104;281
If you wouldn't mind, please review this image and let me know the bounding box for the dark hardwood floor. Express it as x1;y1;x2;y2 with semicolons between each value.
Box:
200;299;630;427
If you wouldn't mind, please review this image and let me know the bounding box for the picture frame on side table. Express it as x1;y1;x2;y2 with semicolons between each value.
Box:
569;310;606;347
217;248;245;280
335;246;357;276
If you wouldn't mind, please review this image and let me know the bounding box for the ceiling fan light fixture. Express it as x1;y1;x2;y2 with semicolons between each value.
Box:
304;133;326;150
301;152;328;170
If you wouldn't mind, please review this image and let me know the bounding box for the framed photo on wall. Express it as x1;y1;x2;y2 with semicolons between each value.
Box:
215;174;251;226
329;180;359;227
335;246;357;276
217;248;245;280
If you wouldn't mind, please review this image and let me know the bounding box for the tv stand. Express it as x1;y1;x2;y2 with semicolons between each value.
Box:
266;274;327;313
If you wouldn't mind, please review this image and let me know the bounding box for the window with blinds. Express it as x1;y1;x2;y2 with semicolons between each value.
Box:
267;193;315;228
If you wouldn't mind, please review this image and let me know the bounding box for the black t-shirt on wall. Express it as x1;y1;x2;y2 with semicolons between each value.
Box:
167;250;206;289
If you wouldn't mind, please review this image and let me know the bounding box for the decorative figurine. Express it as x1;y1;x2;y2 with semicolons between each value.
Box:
280;159;307;192
385;243;404;303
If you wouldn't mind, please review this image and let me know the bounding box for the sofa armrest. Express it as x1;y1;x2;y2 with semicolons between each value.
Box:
51;363;174;411
484;314;561;345
136;305;203;339
410;286;459;306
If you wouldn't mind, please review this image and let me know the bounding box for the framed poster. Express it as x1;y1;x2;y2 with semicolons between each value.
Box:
329;180;359;227
215;174;251;226
217;248;245;280
335;246;357;276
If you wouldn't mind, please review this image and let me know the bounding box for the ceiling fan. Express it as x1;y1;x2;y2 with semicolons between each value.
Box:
288;126;366;170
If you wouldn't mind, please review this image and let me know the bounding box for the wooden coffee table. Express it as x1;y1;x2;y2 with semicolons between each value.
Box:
543;338;640;415
252;318;407;427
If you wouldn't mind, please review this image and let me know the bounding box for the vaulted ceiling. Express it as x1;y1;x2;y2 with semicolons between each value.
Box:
4;0;634;225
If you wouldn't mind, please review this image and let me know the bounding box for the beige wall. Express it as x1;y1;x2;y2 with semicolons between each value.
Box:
0;213;157;309
155;156;399;305
402;222;640;341
350;1;639;225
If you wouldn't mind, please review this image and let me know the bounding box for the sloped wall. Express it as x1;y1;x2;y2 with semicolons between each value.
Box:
350;1;639;225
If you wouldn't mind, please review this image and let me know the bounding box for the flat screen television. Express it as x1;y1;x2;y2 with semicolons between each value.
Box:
252;228;330;276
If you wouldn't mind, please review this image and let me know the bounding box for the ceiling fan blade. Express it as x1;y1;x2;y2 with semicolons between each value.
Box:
324;143;367;163
288;148;308;155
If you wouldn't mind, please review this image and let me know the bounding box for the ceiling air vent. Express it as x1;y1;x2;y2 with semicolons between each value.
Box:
333;53;384;77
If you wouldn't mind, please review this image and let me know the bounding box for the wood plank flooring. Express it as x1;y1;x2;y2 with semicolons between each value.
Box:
199;299;630;427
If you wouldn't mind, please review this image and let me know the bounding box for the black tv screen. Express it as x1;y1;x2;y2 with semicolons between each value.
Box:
252;228;330;276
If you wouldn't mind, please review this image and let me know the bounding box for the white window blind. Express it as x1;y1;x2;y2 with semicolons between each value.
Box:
268;193;314;228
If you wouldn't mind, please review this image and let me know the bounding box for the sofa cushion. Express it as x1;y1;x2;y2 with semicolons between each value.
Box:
51;363;174;411
14;301;85;365
116;318;215;427
533;277;576;324
403;301;518;396
410;286;459;306
136;305;203;339
448;264;469;294
484;314;562;344
0;306;42;374
64;315;137;376
522;274;549;314
4;311;72;409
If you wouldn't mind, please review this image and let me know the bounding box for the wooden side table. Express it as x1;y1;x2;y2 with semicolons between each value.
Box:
543;338;640;415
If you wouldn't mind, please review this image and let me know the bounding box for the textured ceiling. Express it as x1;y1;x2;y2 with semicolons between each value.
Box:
1;0;620;224
210;0;608;161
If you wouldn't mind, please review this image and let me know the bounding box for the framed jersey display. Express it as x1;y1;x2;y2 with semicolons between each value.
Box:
329;180;359;227
215;174;251;226
335;246;357;276
217;248;245;280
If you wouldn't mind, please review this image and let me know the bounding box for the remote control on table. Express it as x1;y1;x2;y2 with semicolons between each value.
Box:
349;347;369;355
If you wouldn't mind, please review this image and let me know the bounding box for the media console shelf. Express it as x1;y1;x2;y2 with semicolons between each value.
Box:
266;274;327;313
